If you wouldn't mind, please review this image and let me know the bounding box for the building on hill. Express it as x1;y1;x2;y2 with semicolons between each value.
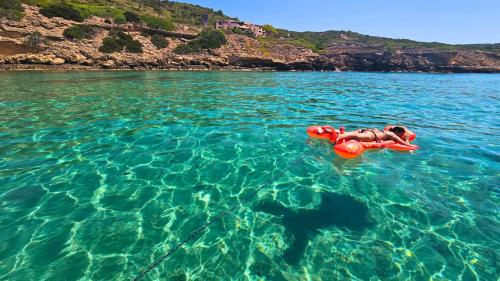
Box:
215;20;266;36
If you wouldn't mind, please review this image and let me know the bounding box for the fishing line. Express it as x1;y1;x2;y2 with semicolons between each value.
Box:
132;152;307;281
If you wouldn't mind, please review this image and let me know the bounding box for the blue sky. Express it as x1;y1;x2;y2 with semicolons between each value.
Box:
175;0;500;44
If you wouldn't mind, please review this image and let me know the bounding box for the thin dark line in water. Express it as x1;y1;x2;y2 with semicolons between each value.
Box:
132;154;306;281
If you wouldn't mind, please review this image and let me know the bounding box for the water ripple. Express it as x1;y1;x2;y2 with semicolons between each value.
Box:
0;71;499;281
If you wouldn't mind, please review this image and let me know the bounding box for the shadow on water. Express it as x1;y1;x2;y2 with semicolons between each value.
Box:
254;192;375;264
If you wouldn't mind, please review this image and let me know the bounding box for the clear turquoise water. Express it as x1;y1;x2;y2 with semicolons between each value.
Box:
0;71;498;281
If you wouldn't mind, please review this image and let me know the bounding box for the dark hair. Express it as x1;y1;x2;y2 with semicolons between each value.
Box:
390;126;406;136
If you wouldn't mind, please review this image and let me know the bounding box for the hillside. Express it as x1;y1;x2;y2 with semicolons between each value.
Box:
0;0;499;72
282;30;500;54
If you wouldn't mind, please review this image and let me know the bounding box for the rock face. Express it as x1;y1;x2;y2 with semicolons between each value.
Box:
0;4;499;72
317;44;500;73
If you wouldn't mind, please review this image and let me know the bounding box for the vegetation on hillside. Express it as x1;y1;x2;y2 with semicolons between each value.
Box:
124;10;140;22
262;24;278;36
457;43;500;54
150;34;168;49
21;0;175;30
0;0;24;20
279;30;500;54
40;3;84;21
98;30;143;53
20;0;233;28
11;0;499;55
25;31;46;47
222;27;255;38
63;24;97;40
140;14;174;30
174;29;227;54
161;1;234;26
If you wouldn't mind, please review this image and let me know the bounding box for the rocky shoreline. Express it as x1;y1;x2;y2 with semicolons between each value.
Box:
1;5;499;73
2;56;498;73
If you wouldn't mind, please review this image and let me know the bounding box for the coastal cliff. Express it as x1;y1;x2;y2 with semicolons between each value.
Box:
1;3;499;72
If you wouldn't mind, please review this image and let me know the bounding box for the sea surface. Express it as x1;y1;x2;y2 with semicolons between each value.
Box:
0;71;498;281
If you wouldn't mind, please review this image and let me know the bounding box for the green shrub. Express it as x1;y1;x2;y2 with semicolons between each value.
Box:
174;29;227;55
72;4;123;19
111;30;133;45
113;15;126;24
124;11;140;23
228;27;255;38
0;0;22;9
173;29;226;54
140;15;174;31
0;0;24;20
25;31;45;47
98;30;143;54
173;43;201;54
197;29;227;49
262;24;278;36
40;3;83;22
63;24;96;40
125;39;143;53
98;36;122;53
150;34;168;49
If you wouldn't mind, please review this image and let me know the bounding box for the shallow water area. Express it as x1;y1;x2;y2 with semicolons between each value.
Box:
0;71;499;280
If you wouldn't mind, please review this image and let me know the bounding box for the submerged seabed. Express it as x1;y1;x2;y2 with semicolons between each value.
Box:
0;71;498;281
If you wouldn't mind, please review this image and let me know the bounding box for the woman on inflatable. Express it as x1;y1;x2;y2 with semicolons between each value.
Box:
335;126;413;147
307;124;418;158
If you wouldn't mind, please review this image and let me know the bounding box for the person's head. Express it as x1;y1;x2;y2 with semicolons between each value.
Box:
389;126;406;138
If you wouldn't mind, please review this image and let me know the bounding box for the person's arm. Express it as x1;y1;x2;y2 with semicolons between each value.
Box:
386;132;411;146
403;131;410;143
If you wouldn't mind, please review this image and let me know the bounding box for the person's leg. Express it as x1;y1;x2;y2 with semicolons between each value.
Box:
337;131;374;142
336;131;359;142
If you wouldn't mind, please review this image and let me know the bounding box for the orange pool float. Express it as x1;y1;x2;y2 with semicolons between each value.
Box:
333;140;365;159
334;139;418;159
360;140;419;151
306;126;337;141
